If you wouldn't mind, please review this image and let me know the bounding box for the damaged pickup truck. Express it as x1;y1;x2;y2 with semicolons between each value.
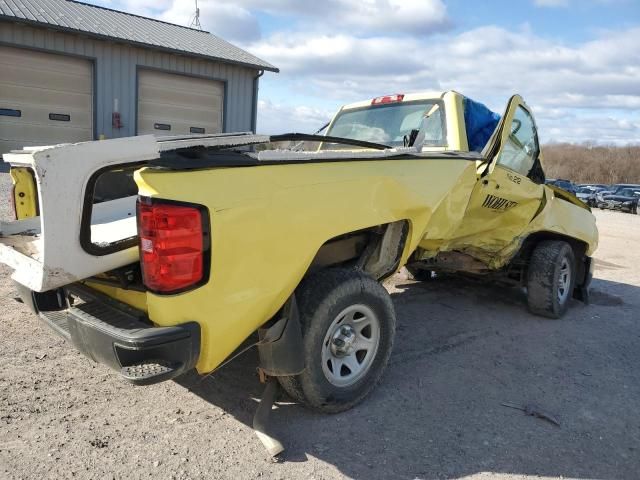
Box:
1;91;597;454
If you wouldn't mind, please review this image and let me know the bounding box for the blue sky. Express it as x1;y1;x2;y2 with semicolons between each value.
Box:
90;0;640;144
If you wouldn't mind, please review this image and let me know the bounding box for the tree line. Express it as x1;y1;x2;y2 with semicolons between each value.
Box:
542;144;640;184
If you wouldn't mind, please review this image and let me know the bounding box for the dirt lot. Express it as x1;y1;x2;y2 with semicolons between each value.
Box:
0;176;638;479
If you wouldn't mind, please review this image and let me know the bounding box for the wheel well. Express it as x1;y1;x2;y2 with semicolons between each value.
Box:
306;220;409;281
514;231;589;284
520;232;588;260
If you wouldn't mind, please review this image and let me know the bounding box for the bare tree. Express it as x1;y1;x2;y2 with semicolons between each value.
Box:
542;144;640;184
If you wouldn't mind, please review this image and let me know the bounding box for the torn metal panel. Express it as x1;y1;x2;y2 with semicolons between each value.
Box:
157;133;270;152
0;135;159;292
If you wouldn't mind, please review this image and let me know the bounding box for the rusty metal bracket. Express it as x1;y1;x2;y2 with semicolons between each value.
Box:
253;376;285;457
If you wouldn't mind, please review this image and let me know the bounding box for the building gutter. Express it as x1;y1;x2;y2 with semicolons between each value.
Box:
251;70;265;133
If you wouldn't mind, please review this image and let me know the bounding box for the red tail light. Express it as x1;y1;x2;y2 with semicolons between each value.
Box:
137;198;209;294
371;94;404;105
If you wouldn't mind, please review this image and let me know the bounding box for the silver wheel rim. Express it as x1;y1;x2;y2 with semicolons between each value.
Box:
321;304;381;387
557;258;571;304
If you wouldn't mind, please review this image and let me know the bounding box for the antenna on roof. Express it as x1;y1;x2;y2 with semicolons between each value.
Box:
190;0;202;30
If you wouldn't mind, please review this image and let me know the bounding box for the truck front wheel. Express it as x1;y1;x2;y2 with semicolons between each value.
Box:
278;268;396;413
526;240;576;319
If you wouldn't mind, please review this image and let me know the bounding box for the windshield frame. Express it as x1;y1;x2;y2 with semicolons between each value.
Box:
322;99;447;150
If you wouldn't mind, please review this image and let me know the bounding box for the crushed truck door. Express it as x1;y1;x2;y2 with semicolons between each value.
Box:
446;95;545;263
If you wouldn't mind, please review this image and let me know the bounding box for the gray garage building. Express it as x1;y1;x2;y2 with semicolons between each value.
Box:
0;0;278;156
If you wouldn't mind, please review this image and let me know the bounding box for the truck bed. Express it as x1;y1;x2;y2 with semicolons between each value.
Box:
2;132;476;292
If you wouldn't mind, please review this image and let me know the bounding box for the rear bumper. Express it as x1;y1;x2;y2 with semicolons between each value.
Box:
23;283;200;385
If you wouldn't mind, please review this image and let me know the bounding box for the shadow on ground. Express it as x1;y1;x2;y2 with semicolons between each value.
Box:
175;275;640;479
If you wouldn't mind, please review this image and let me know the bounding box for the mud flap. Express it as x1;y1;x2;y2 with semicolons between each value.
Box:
257;296;305;376
573;256;593;304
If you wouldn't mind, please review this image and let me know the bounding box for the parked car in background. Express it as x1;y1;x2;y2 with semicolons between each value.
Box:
595;187;615;206
546;178;578;195
576;186;608;207
596;185;640;213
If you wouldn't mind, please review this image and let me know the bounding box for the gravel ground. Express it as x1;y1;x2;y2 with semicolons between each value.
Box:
0;173;639;480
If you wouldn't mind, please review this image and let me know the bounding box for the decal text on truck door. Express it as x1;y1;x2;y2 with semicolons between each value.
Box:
482;194;519;211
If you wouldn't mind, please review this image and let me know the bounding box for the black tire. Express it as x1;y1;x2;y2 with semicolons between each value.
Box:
278;268;396;413
526;240;576;319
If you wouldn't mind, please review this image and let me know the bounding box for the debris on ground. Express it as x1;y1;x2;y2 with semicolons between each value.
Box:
500;402;561;426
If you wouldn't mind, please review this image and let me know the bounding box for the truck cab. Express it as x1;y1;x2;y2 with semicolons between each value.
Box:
320;90;497;154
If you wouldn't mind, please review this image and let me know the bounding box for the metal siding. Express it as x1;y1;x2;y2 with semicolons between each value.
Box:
0;22;258;142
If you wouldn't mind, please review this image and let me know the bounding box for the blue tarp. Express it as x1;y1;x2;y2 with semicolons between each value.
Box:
463;97;501;152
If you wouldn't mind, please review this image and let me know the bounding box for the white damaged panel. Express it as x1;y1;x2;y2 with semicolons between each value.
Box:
0;135;159;292
0;133;275;292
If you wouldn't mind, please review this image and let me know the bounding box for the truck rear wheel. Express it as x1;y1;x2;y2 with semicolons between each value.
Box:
278;268;396;413
526;240;576;319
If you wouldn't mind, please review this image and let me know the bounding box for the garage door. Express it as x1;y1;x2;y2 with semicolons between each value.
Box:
0;46;93;155
137;70;223;136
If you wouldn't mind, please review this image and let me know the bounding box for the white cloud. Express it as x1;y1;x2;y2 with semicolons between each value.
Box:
249;34;428;76
89;0;450;39
158;1;261;42
248;25;640;143
247;26;640;99
235;0;450;35
256;100;335;134
326;0;450;35
541;114;640;145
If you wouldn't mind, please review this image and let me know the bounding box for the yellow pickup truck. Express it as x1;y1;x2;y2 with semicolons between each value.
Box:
1;91;597;428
